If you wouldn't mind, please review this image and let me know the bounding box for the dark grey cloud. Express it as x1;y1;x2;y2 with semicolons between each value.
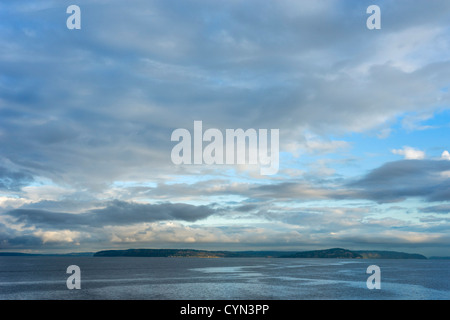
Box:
89;200;217;225
349;160;450;203
420;204;450;214
0;166;34;191
6;200;218;229
0;222;43;249
19;198;101;213
246;160;450;204
234;204;259;212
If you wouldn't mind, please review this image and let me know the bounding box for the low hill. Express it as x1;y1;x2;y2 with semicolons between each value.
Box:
93;249;293;258
280;248;363;259
0;252;94;257
93;248;427;259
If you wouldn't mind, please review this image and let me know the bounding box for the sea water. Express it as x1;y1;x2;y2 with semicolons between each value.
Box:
0;257;448;300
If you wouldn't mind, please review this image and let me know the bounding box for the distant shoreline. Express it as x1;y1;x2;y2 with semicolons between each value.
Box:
2;247;430;259
0;252;94;257
2;247;444;259
92;248;428;259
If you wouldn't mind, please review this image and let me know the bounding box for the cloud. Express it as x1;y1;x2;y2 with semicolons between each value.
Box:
419;204;450;214
33;230;81;244
0;0;449;191
392;146;426;160
0;222;43;249
6;200;218;229
288;133;351;156
137;179;353;203
328;230;450;248
349;159;450;203
441;150;450;160
0;166;34;191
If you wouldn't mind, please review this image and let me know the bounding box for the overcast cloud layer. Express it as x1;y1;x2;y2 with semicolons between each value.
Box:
0;0;449;256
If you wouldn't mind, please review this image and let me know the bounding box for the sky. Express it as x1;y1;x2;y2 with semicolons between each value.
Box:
0;0;449;257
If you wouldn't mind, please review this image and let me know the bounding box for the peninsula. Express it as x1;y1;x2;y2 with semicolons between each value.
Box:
93;248;427;259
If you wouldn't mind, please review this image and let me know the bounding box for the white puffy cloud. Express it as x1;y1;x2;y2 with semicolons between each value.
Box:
441;150;450;160
392;146;426;160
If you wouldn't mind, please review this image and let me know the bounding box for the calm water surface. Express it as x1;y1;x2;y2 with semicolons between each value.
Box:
0;257;448;300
